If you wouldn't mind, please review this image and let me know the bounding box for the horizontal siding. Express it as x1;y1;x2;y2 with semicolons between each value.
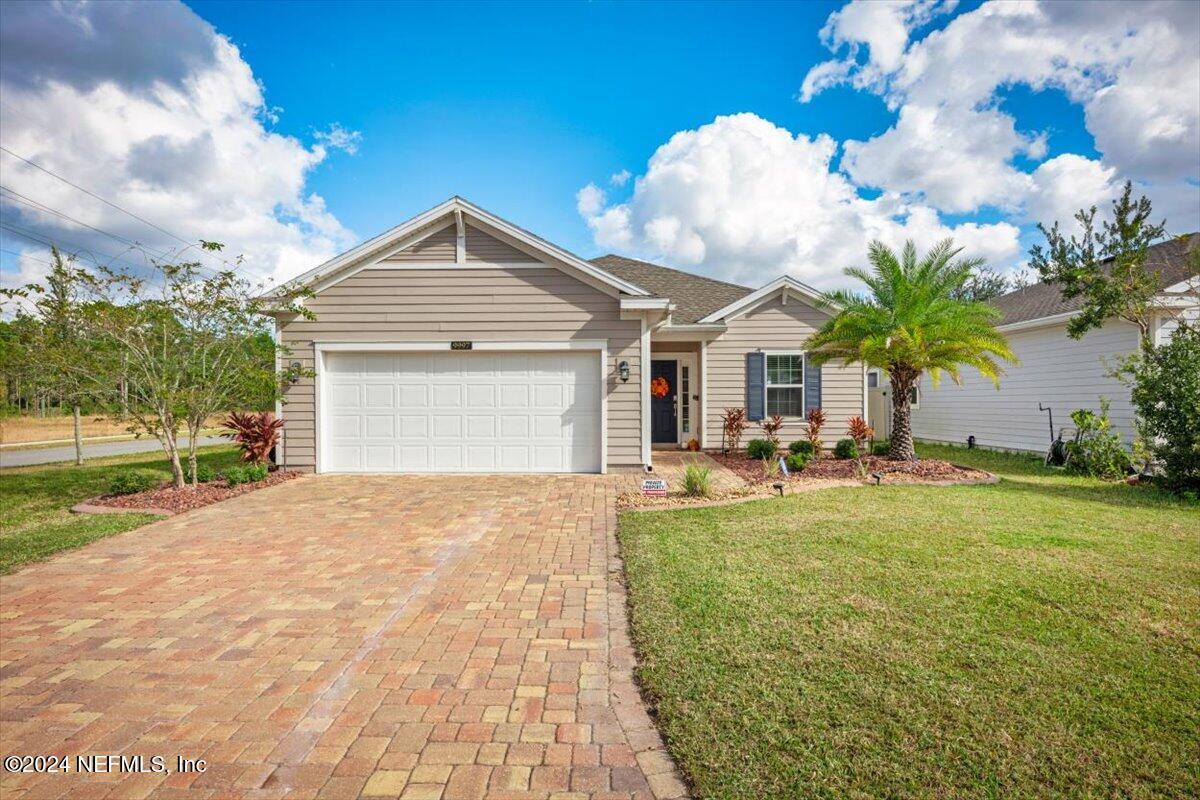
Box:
912;320;1139;452
704;297;863;448
279;266;642;470
465;224;538;263
383;223;456;262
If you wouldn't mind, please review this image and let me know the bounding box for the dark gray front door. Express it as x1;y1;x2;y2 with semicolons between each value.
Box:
651;359;677;444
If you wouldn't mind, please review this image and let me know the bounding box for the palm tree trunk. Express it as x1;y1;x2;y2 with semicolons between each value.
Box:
888;373;916;461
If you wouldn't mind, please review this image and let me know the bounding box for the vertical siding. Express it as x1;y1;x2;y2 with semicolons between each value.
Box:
912;320;1140;452
382;224;457;262
278;266;642;470
704;297;864;448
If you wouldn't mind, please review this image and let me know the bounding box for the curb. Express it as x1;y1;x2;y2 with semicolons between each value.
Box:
70;501;176;517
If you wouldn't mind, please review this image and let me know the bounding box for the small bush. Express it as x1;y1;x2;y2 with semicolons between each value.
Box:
833;439;858;459
109;470;161;495
1065;401;1130;480
224;465;248;486
186;464;216;484
225;411;283;465
785;452;810;472
246;463;268;482
871;440;890;456
746;438;777;460
789;440;815;457
682;464;712;497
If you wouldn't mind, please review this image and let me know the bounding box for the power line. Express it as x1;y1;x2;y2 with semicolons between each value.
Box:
0;145;243;275
0;246;53;268
0;185;174;260
0;220;151;274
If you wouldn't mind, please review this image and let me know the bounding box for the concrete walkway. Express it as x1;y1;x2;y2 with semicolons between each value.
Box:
0;473;687;799
0;435;227;468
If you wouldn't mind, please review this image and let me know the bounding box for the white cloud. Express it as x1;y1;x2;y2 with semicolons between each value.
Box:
1025;154;1118;233
579;113;1020;288
609;169;631;187
802;0;1200;229
0;1;359;288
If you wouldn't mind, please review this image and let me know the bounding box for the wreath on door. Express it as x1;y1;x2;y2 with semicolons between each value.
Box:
650;376;671;399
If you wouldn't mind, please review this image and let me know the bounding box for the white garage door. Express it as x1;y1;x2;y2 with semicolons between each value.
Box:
321;350;602;473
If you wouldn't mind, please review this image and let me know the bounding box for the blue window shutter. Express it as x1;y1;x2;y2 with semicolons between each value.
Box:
747;352;765;421
804;354;822;412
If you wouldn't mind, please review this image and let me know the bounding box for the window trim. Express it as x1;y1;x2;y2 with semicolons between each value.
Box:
762;350;806;419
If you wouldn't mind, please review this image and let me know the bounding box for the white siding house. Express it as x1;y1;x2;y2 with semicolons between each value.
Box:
907;234;1198;454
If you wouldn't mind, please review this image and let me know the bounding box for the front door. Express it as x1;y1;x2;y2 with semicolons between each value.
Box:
650;359;678;444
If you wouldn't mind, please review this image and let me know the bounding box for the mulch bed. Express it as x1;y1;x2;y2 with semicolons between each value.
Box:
706;450;990;485
84;470;302;515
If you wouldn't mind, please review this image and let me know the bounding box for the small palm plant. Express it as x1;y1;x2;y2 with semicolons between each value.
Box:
806;240;1017;461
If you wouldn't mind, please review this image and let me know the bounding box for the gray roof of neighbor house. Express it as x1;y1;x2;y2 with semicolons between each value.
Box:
590;254;752;323
991;233;1199;326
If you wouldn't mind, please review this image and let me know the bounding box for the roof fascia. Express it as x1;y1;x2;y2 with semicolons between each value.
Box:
698;275;830;323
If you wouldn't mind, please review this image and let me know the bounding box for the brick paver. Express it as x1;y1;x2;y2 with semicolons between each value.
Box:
0;474;687;799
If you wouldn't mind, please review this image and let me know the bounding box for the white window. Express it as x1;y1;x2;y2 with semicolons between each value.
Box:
765;353;804;417
681;365;691;434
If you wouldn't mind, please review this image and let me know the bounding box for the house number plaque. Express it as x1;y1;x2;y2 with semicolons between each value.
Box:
450;341;472;350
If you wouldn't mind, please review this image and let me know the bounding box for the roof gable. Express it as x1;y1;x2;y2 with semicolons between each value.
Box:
589;255;751;323
275;197;651;299
697;275;829;323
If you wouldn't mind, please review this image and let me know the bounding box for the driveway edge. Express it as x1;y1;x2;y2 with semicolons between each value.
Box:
605;485;691;800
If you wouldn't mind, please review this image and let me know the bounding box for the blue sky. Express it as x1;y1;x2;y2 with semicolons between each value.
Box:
1;0;1196;289
189;0;903;255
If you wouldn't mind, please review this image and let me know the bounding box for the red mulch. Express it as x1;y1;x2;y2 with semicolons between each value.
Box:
706;450;989;484
89;470;302;514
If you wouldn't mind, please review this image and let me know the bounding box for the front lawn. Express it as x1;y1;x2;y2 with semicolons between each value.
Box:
619;444;1200;799
0;445;240;574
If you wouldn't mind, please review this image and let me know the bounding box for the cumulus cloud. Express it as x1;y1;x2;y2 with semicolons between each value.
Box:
803;0;1199;227
0;0;359;288
579;113;1020;288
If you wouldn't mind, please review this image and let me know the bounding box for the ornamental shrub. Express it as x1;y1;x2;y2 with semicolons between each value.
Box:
108;470;161;495
789;440;815;457
224;465;248;486
871;440;890;456
1129;321;1200;493
746;438;777;460
186;464;216;484
785;452;810;472
1064;400;1130;480
833;438;858;459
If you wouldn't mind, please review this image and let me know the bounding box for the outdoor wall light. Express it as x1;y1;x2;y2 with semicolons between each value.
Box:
618;360;630;382
289;361;301;384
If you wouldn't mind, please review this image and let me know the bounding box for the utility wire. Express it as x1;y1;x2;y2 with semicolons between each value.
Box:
0;145;243;275
0;185;175;260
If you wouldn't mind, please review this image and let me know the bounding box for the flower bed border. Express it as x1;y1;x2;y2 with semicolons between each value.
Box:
71;470;303;517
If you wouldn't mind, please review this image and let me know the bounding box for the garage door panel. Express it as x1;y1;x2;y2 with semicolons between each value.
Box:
323;350;601;473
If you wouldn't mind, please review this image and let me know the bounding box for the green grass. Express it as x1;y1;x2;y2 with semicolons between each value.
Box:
619;444;1200;799
0;445;240;574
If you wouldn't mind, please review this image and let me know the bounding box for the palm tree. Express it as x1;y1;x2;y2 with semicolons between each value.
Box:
805;240;1017;461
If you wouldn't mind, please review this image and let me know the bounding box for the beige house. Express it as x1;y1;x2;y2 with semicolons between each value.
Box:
266;197;865;473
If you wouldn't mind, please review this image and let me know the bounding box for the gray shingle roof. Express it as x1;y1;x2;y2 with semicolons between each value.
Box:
589;254;752;323
992;234;1199;325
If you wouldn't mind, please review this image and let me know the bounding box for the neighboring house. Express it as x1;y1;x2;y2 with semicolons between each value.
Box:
895;235;1199;455
264;196;865;474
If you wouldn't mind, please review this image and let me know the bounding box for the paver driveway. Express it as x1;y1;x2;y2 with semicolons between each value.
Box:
0;475;687;800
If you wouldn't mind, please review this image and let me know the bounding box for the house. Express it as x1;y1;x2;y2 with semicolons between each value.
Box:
265;196;865;474
890;235;1198;455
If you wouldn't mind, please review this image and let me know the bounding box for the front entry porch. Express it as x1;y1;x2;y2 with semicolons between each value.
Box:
649;341;702;450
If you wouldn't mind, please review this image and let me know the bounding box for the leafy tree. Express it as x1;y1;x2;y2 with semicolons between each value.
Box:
806;240;1017;461
81;246;310;487
951;267;1016;303
1028;181;1170;348
7;248;115;464
1129;321;1200;494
